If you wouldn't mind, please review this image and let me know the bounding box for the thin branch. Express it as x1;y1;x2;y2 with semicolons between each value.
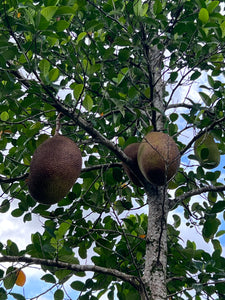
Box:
0;174;29;184
0;163;122;184
169;184;225;210
0;255;140;290
86;0;128;32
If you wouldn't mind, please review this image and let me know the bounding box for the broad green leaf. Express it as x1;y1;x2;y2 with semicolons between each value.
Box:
7;240;19;256
0;111;9;121
153;0;162;15
76;32;87;44
41;274;56;283
173;214;181;228
191;71;201;81
4;267;17;289
71;280;85;291
0;199;10;213
55;20;70;32
56;221;71;239
72;83;84;100
39;59;50;78
211;201;225;213
220;21;225;38
55;5;78;16
41;6;58;21
115;67;129;85
83;95;93;112
0;288;7;300
10;293;26;300
48;68;60;82
133;0;148;17
11;208;24;218
170;71;178;82
216;230;225;237
54;289;64;300
198;8;209;24
199;91;211;106
207;1;219;13
203;217;221;240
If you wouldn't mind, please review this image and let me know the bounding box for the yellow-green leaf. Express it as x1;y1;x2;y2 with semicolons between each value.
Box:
41;6;58;21
83;95;93;112
220;21;225;38
73;83;84;100
76;32;87;44
199;8;209;24
0;111;9;121
39;59;50;78
49;68;60;82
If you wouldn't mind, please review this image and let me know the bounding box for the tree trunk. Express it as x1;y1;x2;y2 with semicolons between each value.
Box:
141;185;168;300
141;35;167;299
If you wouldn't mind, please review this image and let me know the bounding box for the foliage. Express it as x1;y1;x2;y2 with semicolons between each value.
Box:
0;0;225;299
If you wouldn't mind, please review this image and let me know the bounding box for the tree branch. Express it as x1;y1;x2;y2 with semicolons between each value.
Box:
169;184;225;210
0;174;29;184
0;255;140;290
0;163;123;184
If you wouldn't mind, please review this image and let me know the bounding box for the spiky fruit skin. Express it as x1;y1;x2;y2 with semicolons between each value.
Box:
28;135;82;205
194;133;220;169
122;143;143;187
137;132;180;186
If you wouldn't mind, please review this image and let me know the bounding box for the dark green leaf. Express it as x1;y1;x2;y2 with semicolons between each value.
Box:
10;293;26;300
54;289;64;300
41;274;56;283
203;217;221;240
71;280;85;291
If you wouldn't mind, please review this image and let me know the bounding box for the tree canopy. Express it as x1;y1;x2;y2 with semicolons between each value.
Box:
0;0;225;299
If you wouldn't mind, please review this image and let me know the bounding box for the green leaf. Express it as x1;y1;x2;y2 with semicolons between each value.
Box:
10;293;26;300
41;6;58;21
211;201;225;213
41;274;56;283
0;288;7;300
191;71;201;81
83;95;93;112
169;72;178;82
173;214;181;228
54;289;64;300
11;208;24;218
76;32;87;44
55;20;70;32
0;199;10;213
207;1;219;13
220;21;225;38
72;83;84;100
56;221;71;239
71;280;85;291
39;59;50;78
55;6;78;16
0;112;9;121
7;240;19;256
133;0;148;17
198;8;209;24
153;0;162;15
203;217;221;240
216;230;225;237
4;267;17;289
49;68;60;82
199;91;211;106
